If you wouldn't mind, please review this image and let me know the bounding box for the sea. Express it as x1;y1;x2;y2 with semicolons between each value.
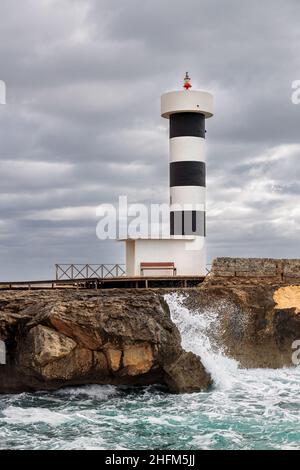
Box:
0;292;299;450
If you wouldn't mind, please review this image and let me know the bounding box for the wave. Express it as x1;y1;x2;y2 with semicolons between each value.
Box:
165;292;239;387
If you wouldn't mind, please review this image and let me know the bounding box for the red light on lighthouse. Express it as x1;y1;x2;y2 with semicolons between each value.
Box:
183;72;192;90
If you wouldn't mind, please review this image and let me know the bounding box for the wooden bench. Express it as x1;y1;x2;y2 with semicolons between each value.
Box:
140;262;177;276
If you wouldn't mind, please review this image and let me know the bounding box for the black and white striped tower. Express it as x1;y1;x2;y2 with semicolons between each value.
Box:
161;74;214;274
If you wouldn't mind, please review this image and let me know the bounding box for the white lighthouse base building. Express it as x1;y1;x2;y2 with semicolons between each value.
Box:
122;237;206;277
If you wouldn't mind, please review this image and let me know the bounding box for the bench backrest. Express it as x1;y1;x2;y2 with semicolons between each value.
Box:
141;262;175;268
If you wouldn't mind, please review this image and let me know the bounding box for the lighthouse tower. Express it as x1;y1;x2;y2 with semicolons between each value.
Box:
122;75;214;277
161;73;214;274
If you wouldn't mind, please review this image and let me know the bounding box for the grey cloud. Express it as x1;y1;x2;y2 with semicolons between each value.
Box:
0;0;299;279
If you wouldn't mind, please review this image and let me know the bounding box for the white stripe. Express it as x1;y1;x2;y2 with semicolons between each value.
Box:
170;186;205;210
170;136;206;163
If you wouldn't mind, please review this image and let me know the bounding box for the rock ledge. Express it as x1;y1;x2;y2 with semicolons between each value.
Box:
0;290;211;394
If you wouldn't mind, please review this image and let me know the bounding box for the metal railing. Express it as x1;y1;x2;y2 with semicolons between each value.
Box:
55;264;126;281
206;264;212;274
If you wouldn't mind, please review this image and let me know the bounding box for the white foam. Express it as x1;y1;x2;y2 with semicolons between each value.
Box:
165;292;239;388
2;406;70;426
55;384;118;400
147;415;185;426
58;436;107;450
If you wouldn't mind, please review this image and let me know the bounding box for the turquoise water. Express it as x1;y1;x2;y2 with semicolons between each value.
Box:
0;293;299;450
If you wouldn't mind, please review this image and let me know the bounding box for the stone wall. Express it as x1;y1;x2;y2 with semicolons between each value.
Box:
207;258;300;285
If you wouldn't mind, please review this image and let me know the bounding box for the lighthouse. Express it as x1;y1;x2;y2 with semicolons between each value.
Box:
161;73;214;273
122;75;214;277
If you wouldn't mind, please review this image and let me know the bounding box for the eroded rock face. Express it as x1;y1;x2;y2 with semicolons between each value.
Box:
19;325;77;368
193;258;300;368
273;286;300;313
122;344;153;376
0;290;211;394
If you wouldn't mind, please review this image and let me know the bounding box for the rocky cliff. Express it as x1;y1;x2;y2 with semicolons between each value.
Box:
0;289;211;394
191;257;300;368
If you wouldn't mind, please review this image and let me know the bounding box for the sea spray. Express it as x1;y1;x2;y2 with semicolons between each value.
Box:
165;292;239;388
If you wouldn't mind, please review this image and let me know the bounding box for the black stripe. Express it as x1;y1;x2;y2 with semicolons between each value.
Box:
170;211;206;236
170;161;206;187
170;112;205;138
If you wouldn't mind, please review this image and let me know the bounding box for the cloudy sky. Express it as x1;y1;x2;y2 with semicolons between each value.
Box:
0;0;299;280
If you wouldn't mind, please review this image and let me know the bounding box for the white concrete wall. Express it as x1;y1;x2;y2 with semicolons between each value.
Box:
125;238;206;276
126;240;135;276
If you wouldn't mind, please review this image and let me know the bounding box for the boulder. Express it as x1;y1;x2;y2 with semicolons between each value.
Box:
0;289;211;394
164;351;212;393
